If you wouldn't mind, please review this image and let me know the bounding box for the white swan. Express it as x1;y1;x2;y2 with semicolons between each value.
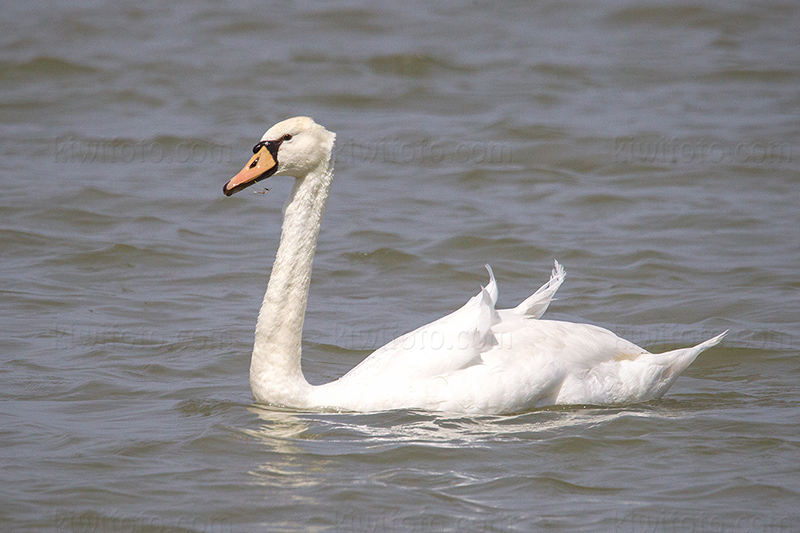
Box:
223;117;726;414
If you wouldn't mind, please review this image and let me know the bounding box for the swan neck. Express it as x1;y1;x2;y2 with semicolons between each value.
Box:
250;160;334;406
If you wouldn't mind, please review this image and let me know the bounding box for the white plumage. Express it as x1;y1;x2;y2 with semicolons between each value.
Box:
223;117;726;415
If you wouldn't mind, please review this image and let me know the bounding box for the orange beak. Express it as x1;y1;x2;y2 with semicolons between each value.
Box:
223;145;278;196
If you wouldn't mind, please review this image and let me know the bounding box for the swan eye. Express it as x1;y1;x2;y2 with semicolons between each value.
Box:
249;158;259;169
281;134;293;142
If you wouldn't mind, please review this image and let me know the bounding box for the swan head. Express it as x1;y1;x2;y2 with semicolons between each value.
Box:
223;116;335;196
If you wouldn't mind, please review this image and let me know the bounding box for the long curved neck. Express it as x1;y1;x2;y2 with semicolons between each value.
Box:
250;159;333;406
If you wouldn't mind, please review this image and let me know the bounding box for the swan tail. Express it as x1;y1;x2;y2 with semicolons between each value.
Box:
657;330;727;366
693;330;728;352
512;260;566;318
644;330;728;399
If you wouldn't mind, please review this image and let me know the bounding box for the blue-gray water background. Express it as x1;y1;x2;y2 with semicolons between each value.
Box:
2;0;800;531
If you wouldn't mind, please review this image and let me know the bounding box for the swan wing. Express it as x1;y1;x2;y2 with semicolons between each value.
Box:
336;268;500;385
333;262;565;388
508;260;565;318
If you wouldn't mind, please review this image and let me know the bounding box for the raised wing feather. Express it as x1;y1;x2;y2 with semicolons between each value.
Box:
510;260;565;318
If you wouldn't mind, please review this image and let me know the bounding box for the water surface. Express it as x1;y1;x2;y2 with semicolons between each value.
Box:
2;0;800;531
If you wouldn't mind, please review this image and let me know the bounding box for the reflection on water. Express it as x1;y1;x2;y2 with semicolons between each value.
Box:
244;402;682;452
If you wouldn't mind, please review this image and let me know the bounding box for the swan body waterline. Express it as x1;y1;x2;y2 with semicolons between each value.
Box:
223;117;726;414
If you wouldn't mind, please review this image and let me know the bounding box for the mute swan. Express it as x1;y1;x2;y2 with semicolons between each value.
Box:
223;116;725;414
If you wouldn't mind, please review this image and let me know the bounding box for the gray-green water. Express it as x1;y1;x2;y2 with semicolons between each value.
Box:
2;0;800;531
